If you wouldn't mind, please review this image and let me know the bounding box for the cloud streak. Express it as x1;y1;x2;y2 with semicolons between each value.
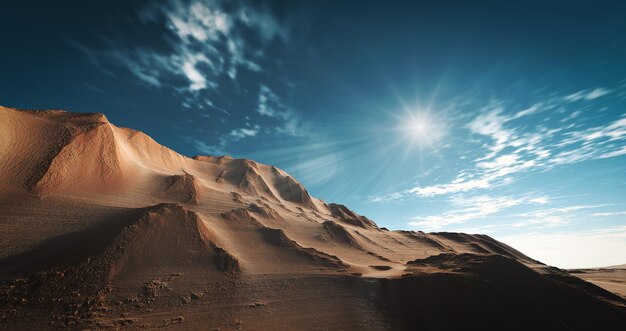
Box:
408;194;549;230
257;84;308;137
564;88;611;102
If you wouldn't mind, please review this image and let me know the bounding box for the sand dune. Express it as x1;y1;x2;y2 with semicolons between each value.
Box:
1;106;625;330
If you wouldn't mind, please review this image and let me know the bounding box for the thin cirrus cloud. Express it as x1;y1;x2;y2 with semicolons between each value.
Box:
186;139;224;156
431;203;619;236
408;194;550;230
507;204;611;228
564;87;612;102
257;85;309;137
228;126;260;140
184;123;261;156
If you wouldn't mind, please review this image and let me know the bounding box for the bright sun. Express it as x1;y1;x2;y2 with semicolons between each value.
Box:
397;111;444;149
407;116;430;138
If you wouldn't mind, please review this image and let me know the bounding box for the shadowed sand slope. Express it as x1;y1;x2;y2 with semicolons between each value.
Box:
1;107;625;330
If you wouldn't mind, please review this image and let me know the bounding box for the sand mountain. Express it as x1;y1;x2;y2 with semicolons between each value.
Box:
0;106;625;330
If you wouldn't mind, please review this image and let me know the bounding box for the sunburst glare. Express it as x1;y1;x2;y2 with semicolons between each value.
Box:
397;109;446;149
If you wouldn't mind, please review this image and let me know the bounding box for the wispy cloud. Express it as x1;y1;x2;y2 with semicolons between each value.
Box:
418;201;618;235
185;122;262;156
408;194;549;230
590;211;626;217
564;88;611;102
408;178;491;197
184;137;225;156
508;204;609;228
228;125;260;140
257;84;308;137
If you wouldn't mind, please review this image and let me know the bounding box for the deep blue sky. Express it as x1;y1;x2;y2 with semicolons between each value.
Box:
2;0;626;268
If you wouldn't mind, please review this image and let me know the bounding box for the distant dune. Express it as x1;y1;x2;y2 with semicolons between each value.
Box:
569;265;626;300
1;106;625;330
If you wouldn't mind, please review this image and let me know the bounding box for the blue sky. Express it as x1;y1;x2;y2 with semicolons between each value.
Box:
1;0;625;268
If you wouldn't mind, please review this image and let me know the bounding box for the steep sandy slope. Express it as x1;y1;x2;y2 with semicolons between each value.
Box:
0;106;625;330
